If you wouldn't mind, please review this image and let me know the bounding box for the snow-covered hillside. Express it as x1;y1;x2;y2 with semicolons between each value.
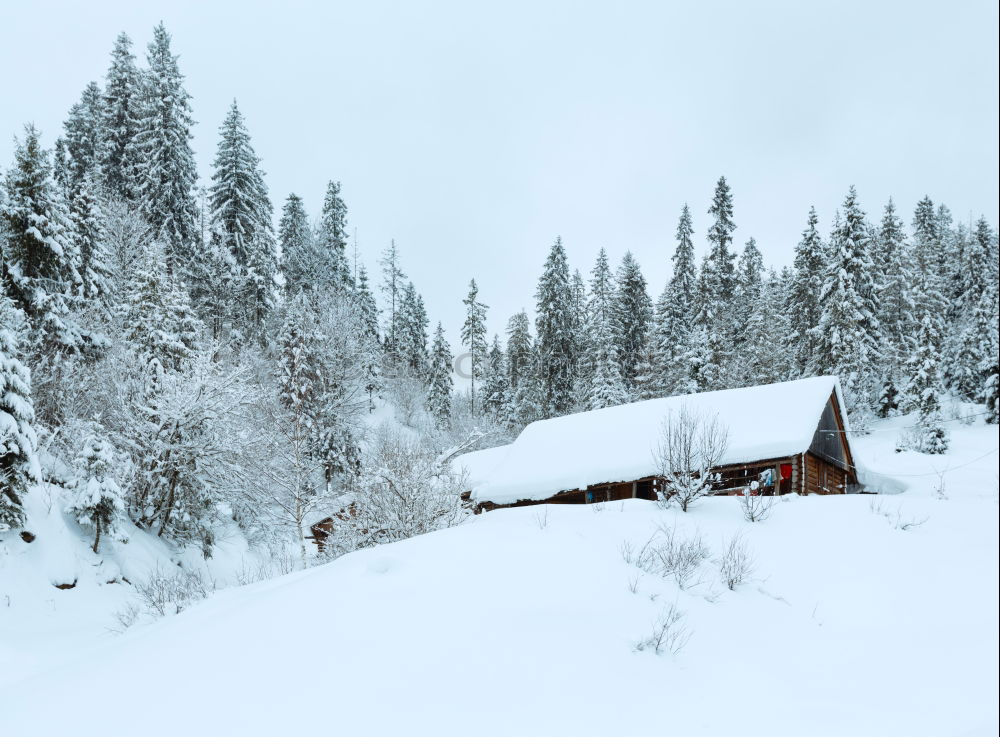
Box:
1;416;997;736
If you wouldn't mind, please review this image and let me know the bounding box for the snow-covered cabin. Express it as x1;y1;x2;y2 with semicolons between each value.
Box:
455;376;858;510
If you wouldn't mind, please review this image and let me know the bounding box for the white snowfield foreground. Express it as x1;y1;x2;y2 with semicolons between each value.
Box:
2;419;998;737
463;375;850;505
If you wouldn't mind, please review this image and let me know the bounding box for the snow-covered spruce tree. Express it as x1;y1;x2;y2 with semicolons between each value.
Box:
740;269;792;386
0;297;39;531
61;82;106;196
68;170;113;309
505;310;533;396
123;246;201;371
278;193;316;296
903;313;948;453
379;239;406;361
426;322;454;428
68;434;125;553
732;238;764;386
314;181;353;293
208;100;277;338
481;335;511;423
129;23;199;273
535;237;577;417
697;176;738;390
1;125;86;354
396;282;429;378
587;320;629;410
908;196;947;341
812;187;880;423
872;199;912;414
586;250;629;409
578;248;614;395
101;32;143;201
612;251;652;393
461;279;488;414
650;204;698;396
354;265;383;411
788;207;826;375
568;268;588;406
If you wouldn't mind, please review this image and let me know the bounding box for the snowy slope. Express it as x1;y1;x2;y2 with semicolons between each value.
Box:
475;376;846;504
1;416;997;737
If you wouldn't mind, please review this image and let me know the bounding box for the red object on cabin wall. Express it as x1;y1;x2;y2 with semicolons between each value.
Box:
780;464;792;480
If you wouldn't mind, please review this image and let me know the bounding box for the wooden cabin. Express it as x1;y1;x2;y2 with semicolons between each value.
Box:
454;376;859;512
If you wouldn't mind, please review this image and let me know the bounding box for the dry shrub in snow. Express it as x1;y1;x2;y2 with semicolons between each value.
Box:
635;602;690;656
626;525;710;589
738;486;774;522
115;566;216;631
718;531;755;590
652;407;729;512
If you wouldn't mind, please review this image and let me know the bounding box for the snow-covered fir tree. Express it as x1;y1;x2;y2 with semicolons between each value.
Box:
1;125;85;354
871;198;911;413
60;82;106;196
315;181;353;293
0;297;39;531
811;187;880;422
732;237;764;384
579;248;615;395
67;170;113;309
481;335;511;423
354;265;383;411
379;239;406;358
101;32;143;200
697;176;738;390
903;312;949;453
426;323;453;428
789;207;826;375
505;310;533;395
649;204;698;396
612;251;652;393
278;193;315;296
68;433;125;553
130;23;199;272
535;237;577;417
208;100;277;338
461;279;488;414
396;282;428;377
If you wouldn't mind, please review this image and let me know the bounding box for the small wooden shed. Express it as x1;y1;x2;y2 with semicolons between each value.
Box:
454;376;859;512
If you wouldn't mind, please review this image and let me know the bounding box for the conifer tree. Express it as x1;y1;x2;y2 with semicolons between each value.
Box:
461;279;488;414
535;237;576;417
481;335;511;422
872;200;912;381
505;310;533;395
68;170;113;308
61;82;106;195
909;196;947;335
208;100;277;336
580;248;615;394
1;125;85;352
904;313;949;453
68;434;125;553
698;176;738;389
0;297;39;531
813;187;880;421
789;207;825;375
396;282;428;376
379;240;406;357
279;193;316;296
732;238;764;383
315;181;353;293
101;32;142;200
426;323;453;428
355;265;382;411
587;313;629;410
650;204;698;396
612;252;652;393
130;23;199;272
979;288;1000;425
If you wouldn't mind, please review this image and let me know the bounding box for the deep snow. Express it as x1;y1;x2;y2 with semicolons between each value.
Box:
1;413;997;737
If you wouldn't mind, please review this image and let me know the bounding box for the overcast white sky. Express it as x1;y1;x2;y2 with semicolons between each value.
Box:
2;0;997;344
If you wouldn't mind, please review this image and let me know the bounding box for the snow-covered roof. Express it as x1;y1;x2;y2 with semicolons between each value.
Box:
473;376;849;505
452;444;513;489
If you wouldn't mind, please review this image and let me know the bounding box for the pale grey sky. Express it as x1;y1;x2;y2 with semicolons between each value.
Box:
2;0;997;344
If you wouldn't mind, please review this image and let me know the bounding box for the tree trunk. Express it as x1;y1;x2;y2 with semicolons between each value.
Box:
92;518;102;554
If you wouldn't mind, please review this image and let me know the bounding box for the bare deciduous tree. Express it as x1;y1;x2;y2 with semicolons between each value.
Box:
718;531;755;590
652;407;729;512
738;485;774;522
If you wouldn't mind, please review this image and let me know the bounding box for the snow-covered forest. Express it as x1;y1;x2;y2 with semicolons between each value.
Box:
2;24;997;565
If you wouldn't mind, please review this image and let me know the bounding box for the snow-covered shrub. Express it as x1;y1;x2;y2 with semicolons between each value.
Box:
328;425;468;555
718;531;755;590
132;566;215;619
652;407;728;512
635;602;689;656
737;485;774;523
67;433;125;553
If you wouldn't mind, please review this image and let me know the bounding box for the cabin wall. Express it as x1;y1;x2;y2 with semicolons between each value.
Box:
802;451;849;495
